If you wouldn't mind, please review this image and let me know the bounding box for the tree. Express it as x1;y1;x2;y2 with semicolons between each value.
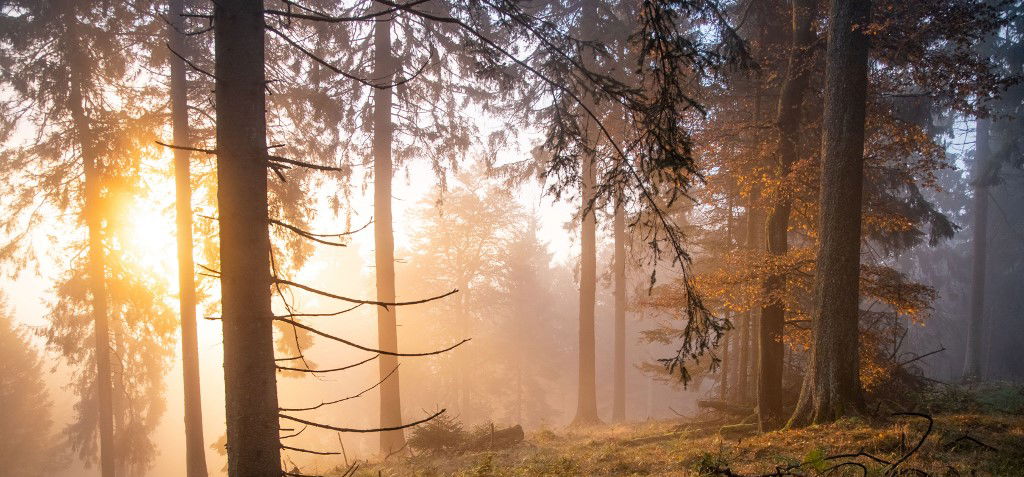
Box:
212;0;283;475
759;0;817;430
0;302;64;477
0;1;178;474
372;4;406;455
167;0;209;474
962;118;992;381
612;199;627;422
789;0;873;426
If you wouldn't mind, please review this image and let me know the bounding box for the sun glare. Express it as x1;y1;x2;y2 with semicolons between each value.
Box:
116;193;179;288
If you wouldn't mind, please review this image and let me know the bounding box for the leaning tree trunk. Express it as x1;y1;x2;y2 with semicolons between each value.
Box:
963;118;990;381
168;0;209;474
214;1;281;475
373;9;406;454
612;199;627;422
789;0;871;427
572;0;601;427
66;9;116;476
759;0;817;431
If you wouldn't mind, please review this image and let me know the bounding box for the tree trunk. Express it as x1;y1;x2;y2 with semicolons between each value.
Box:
572;0;601;427
721;316;732;401
963;118;990;381
789;0;871;426
65;8;116;475
169;1;209;475
373;10;406;454
573;152;601;426
736;311;750;402
214;1;281;475
612;199;626;422
758;0;817;431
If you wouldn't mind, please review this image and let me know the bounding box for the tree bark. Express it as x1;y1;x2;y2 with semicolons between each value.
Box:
612;199;626;422
373;10;406;454
169;1;209;475
963;118;990;381
572;0;601;427
65;7;116;475
759;0;817;431
789;0;871;426
573;152;601;426
214;1;281;474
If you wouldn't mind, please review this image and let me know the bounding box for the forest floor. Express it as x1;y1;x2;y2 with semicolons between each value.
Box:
337;412;1024;476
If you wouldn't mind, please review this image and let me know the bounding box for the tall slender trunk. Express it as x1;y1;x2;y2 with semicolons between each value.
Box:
612;200;626;422
721;320;732;400
572;0;601;427
737;311;750;402
963;118;990;381
758;0;817;430
373;10;405;454
789;0;871;426
573;152;601;425
169;0;209;474
214;1;281;474
65;7;116;475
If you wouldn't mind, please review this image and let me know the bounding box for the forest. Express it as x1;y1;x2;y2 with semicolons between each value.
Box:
0;0;1023;476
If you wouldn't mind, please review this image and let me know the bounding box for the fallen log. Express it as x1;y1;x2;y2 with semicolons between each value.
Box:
464;424;525;451
697;400;752;415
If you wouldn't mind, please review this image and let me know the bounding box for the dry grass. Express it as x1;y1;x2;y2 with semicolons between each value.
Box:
336;413;1024;476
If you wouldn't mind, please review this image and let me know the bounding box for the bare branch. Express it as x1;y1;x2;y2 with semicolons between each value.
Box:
155;140;216;155
276;354;378;374
274;317;469;357
280;444;340;455
267;155;348;173
279;409;446;433
166;43;217;79
280;364;398;412
276;303;362;319
273;278;456;308
269;219;349;246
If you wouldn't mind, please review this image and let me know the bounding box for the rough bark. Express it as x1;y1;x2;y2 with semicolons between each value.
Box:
759;0;817;431
65;9;116;475
963;118;990;381
373;11;406;454
789;0;871;426
612;200;626;422
169;1;208;474
721;319;732;401
214;1;281;474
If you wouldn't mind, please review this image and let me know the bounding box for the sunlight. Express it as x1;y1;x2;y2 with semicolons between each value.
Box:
112;190;179;292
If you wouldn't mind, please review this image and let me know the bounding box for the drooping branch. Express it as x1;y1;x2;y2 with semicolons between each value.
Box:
275;303;362;319
269;219;349;246
279;364;399;412
273;277;457;308
264;23;431;90
266;155;346;173
274;317;469;357
264;0;432;24
276;354;378;374
279;408;446;433
165;44;217;80
280;444;340;455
